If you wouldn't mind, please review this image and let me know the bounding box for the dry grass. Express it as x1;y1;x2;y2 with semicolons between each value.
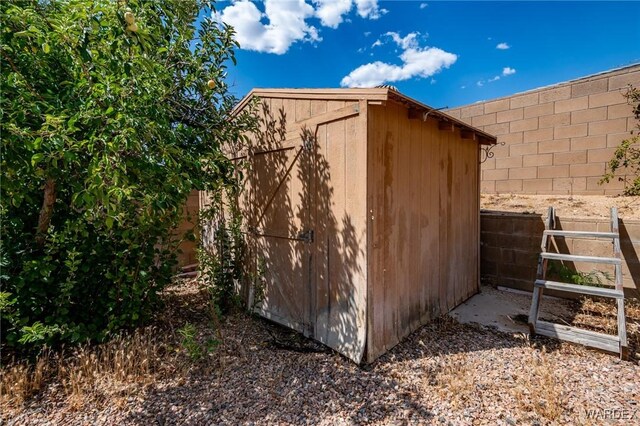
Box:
3;281;638;424
573;296;640;359
1;280;223;417
59;328;169;410
433;353;474;410
426;343;568;422
515;350;567;421
1;327;174;414
0;348;52;407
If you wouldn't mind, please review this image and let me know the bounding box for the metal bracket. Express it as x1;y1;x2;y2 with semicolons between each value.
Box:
480;141;505;164
423;106;448;122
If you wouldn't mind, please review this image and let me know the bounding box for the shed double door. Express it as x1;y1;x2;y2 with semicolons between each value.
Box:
249;115;366;363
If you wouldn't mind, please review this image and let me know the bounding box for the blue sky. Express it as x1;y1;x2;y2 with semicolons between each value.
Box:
213;1;640;108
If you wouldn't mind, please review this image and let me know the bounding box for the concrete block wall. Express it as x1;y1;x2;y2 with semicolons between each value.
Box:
447;64;640;195
481;212;640;298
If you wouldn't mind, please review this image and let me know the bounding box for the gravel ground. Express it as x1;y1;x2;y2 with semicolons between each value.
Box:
4;282;639;425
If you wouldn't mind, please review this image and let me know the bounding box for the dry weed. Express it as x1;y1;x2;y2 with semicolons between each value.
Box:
576;296;640;359
1;326;179;414
1;348;52;407
515;350;567;421
432;353;475;409
1;279;227;418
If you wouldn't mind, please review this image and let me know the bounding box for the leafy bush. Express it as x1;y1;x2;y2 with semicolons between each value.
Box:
600;85;640;195
0;0;254;350
547;262;613;288
177;322;219;361
198;186;246;315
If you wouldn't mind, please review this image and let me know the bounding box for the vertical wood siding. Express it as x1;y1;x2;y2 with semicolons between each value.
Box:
366;101;480;362
175;189;200;266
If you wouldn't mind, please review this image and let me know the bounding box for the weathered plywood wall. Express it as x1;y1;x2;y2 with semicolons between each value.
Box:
366;101;480;361
176;189;199;267
313;100;368;362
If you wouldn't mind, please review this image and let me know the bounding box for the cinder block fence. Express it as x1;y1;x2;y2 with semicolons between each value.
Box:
480;212;640;298
447;64;640;195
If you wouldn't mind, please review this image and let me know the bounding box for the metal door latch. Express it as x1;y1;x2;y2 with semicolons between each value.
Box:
302;137;315;151
297;229;314;243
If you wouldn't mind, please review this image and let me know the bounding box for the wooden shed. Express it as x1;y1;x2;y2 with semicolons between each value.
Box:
208;88;496;363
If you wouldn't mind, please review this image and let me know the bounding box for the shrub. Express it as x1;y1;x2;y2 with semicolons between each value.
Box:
198;186;247;315
0;0;255;350
600;85;640;195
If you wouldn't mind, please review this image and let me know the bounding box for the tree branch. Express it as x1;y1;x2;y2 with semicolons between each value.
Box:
35;177;56;247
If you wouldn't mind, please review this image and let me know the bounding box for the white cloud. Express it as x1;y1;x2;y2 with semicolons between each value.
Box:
314;0;352;28
420;3;428;9
364;31;371;37
213;0;319;55
355;0;387;19
371;39;382;48
460;85;466;89
214;0;386;54
476;66;516;87
340;31;457;87
496;42;510;50
385;31;420;49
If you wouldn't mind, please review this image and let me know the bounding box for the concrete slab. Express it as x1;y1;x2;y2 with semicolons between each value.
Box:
449;285;573;334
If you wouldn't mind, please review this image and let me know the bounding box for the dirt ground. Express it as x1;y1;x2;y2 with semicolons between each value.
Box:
481;194;640;220
3;281;639;426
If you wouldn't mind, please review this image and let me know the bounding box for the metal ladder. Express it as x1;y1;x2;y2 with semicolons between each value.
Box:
528;207;628;359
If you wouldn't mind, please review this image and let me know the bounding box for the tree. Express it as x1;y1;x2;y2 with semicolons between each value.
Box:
600;85;640;195
0;0;254;349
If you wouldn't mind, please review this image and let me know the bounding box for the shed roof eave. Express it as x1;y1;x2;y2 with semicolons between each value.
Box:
387;91;497;145
232;88;497;145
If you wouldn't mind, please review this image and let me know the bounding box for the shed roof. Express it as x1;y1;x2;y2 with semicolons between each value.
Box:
234;88;497;145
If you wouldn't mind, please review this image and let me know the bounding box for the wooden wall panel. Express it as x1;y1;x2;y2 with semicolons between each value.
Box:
367;103;387;360
366;101;480;362
175;189;200;267
205;91;482;364
314;108;368;362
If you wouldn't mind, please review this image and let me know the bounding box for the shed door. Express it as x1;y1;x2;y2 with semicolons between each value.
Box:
250;136;314;335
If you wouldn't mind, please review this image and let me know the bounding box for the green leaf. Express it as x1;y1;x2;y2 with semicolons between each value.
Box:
31;153;44;167
42;43;50;53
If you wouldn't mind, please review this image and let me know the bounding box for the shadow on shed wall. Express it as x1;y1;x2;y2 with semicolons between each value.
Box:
232;99;366;362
